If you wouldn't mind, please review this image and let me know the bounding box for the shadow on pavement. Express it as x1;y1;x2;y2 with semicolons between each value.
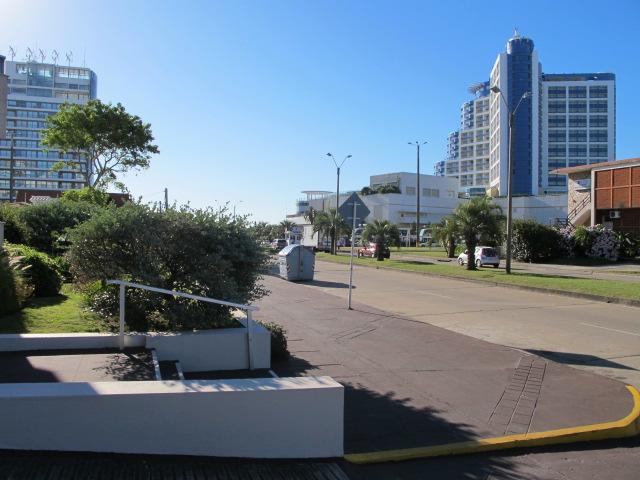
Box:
0;353;59;383
526;349;637;371
307;280;354;289
274;355;526;479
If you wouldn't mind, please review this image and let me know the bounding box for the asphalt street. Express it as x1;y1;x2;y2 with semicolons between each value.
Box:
312;259;640;388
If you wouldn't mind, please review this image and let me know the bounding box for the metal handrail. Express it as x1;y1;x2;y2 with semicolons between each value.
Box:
106;279;259;369
568;193;591;221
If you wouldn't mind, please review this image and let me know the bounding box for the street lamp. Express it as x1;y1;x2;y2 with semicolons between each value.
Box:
490;86;531;274
327;152;352;254
408;141;427;247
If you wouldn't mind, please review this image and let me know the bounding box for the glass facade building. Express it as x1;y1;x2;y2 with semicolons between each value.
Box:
0;57;97;202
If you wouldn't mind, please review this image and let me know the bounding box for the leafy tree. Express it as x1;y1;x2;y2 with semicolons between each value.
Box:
362;219;401;261
61;187;112;206
313;208;350;254
303;206;318;226
66;204;269;331
42;100;159;190
453;197;504;270
360;186;373;196
0;203;28;244
432;217;460;258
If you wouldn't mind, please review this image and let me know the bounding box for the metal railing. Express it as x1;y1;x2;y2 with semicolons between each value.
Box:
568;193;591;223
106;280;260;369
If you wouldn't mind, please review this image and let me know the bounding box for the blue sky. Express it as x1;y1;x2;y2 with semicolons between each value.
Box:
4;0;640;222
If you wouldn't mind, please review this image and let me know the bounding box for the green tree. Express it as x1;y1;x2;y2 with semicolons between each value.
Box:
279;220;296;237
432;217;460;258
362;219;401;261
303;206;318;226
42;100;159;190
62;187;112;206
313;208;350;255
453;197;505;270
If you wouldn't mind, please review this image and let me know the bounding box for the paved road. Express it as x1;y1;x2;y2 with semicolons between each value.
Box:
312;260;640;388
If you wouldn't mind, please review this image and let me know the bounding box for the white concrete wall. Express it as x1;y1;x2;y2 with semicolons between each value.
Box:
0;333;146;351
147;323;270;372
493;194;567;225
0;376;344;458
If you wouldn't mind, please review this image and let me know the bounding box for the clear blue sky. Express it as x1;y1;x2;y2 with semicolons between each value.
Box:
5;0;640;222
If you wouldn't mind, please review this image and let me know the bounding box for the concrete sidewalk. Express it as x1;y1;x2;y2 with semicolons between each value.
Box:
256;274;634;457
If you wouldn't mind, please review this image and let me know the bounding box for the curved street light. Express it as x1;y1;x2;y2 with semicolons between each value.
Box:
408;141;428;247
490;87;532;274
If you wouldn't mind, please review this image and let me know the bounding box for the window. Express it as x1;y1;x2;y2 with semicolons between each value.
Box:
548;131;566;142
569;158;588;167
568;130;587;142
548;86;566;98
548;175;567;187
568;145;587;156
548;116;566;128
589;86;607;98
589;129;608;142
589;101;608;113
548;144;566;157
423;188;440;198
589;145;608;157
406;186;416;195
548;101;566;113
569;115;587;127
569;101;587;113
568;86;587;98
590;115;608;127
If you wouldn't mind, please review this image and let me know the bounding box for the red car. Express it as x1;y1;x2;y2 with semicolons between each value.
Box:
357;242;390;259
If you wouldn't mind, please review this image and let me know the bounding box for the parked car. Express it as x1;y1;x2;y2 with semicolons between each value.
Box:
271;238;287;250
458;246;500;268
357;242;390;259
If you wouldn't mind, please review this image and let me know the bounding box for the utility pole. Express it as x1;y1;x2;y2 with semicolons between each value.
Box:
408;141;427;247
164;188;169;211
348;200;358;310
327;153;352;255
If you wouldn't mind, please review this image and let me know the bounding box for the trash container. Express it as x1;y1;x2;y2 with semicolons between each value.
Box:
278;245;315;281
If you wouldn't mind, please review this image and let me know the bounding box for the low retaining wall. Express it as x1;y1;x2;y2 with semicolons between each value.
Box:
0;333;146;351
0;377;343;458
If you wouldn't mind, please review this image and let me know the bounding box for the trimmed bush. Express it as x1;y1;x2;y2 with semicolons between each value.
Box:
66;203;269;332
616;232;640;259
16;199;97;255
4;243;64;297
0;203;28;244
258;321;289;361
0;249;33;316
511;219;561;263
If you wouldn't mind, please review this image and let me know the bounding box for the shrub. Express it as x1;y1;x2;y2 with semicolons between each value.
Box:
66;204;269;331
616;232;640;259
4;243;64;297
573;225;620;261
0;203;28;244
511;219;561;263
61;187;112;206
557;225;575;258
258;321;289;361
0;249;33;317
16;200;98;254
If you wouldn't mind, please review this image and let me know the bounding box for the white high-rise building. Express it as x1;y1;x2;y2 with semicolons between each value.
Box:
439;32;615;197
0;53;97;202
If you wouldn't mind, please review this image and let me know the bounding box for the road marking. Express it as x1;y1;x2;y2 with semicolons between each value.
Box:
580;323;640;337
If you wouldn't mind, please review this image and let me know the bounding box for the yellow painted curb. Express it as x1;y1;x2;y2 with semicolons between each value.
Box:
344;385;640;464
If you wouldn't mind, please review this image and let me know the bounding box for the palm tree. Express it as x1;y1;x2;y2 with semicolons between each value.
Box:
303;206;317;226
279;219;296;237
432;216;460;258
453;197;505;270
313;208;350;255
362;219;401;261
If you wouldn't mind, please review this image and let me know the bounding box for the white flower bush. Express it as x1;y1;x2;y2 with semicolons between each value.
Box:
587;225;620;261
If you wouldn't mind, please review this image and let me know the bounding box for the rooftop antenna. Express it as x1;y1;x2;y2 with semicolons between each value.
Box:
39;49;46;63
66;51;73;67
8;46;16;61
26;47;34;62
52;50;59;65
513;27;520;38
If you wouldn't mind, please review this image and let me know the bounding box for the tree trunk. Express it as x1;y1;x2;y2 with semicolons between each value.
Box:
466;239;476;270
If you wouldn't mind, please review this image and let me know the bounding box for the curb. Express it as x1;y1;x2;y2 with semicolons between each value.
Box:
317;258;640;308
344;385;640;464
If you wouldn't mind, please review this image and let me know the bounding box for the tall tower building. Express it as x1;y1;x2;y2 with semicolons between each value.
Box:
0;54;97;202
489;32;540;196
441;32;615;197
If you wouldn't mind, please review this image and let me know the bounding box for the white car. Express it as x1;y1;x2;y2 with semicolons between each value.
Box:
458;246;500;268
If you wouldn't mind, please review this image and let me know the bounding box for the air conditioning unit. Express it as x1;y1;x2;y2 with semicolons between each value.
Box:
609;210;621;219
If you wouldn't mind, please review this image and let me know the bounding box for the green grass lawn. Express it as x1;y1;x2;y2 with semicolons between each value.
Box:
316;253;640;302
0;284;103;334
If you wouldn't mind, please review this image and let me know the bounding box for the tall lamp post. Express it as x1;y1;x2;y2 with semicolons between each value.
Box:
408;141;427;247
327;152;352;254
490;86;531;274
